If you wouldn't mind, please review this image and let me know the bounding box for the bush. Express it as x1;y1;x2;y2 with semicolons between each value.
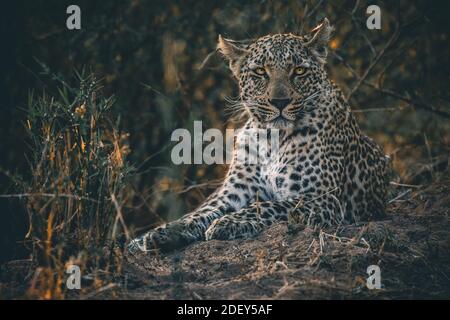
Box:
21;70;133;298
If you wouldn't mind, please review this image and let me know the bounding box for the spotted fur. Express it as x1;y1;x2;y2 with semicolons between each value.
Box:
128;19;389;253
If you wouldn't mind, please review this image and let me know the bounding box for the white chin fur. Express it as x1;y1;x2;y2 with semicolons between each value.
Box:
267;118;294;129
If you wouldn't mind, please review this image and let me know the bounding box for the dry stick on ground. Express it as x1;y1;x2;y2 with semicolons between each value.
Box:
82;283;118;300
352;106;407;113
319;230;371;253
388;189;412;204
389;181;422;188
292;186;340;212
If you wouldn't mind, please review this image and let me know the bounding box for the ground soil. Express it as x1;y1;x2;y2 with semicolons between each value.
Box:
1;174;449;299
116;175;450;299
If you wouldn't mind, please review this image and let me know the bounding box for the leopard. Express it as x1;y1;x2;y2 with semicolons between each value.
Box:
128;18;390;253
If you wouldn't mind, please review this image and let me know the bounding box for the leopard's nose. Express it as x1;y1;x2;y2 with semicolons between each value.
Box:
269;98;292;111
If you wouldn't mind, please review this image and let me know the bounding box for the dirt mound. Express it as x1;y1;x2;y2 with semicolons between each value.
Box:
118;176;450;299
1;175;449;299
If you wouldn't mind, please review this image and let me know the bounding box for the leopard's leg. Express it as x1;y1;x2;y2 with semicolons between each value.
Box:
127;196;233;253
128;166;260;253
205;193;345;240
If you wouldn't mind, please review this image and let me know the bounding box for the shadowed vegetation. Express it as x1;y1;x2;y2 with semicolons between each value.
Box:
2;71;133;298
0;0;449;299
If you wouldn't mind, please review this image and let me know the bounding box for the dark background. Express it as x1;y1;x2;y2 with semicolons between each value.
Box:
1;0;449;263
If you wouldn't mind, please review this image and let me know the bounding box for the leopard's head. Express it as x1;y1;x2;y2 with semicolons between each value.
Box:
218;19;334;129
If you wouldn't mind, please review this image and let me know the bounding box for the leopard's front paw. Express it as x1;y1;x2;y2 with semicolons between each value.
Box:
127;236;146;254
205;217;261;241
127;220;201;253
204;219;233;240
127;226;169;254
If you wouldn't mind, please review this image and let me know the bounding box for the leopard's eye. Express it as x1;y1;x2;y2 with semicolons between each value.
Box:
254;67;267;76
294;66;307;76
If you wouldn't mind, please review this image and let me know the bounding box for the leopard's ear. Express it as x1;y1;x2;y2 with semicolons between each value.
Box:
217;35;248;77
304;18;334;64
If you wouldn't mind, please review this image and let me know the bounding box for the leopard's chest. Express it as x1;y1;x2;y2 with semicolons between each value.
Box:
261;164;296;201
259;135;319;200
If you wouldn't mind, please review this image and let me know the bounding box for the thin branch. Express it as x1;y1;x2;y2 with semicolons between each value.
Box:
352;106;407;113
111;193;130;241
361;82;450;119
346;23;400;101
0;193;99;202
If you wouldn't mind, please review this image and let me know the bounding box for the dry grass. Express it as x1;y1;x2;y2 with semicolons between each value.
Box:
4;71;133;299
